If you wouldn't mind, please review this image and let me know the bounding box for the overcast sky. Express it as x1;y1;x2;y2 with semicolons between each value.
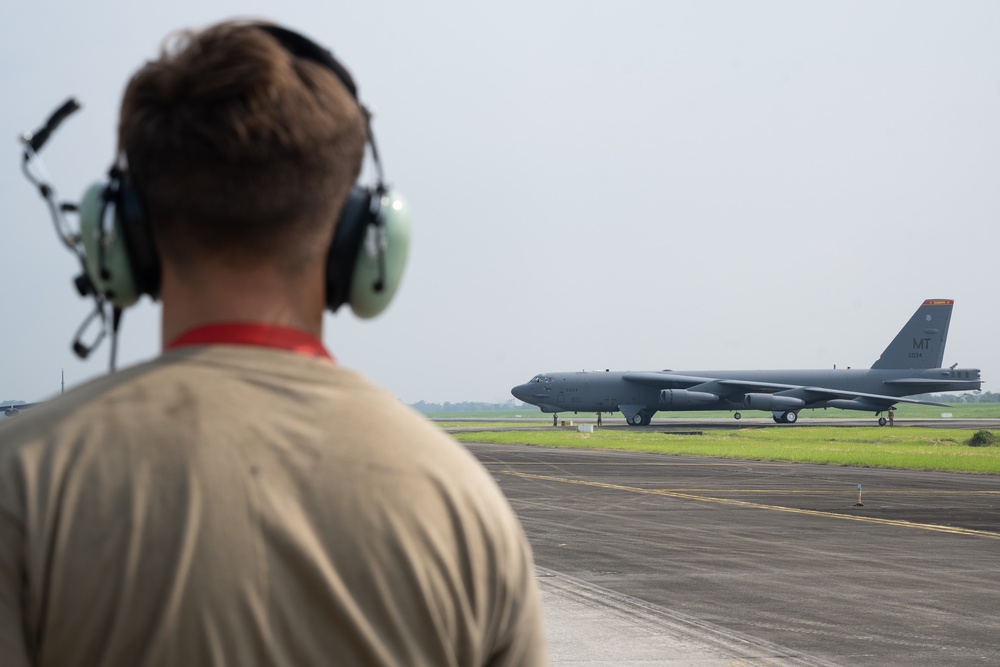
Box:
1;1;997;405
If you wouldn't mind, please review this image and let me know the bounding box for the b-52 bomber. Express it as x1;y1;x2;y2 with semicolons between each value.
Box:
511;299;982;426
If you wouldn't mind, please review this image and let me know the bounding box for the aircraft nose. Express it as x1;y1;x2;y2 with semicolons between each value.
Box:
511;383;529;402
512;381;549;404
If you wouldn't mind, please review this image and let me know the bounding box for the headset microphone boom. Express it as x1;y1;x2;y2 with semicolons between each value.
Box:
19;25;411;370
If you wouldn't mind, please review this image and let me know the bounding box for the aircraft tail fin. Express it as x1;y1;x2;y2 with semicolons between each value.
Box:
870;299;953;370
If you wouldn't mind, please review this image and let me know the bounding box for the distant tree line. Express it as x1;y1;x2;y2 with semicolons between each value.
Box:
913;392;1000;403
410;399;534;414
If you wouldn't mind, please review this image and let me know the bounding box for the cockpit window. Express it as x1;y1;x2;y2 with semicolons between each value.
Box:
530;375;552;383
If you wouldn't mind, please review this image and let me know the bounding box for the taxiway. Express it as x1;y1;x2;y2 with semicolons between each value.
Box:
467;442;1000;666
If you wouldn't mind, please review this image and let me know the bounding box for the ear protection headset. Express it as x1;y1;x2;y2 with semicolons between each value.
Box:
77;23;411;319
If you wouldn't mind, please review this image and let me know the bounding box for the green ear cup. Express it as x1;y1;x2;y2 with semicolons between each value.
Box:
78;183;142;309
348;190;411;319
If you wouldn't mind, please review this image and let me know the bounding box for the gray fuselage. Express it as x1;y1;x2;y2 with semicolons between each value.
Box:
512;300;983;425
511;367;982;415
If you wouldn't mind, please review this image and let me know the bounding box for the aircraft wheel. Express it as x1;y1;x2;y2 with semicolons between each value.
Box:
734;412;742;420
783;412;798;424
629;414;643;426
878;417;887;426
640;414;652;426
772;415;782;424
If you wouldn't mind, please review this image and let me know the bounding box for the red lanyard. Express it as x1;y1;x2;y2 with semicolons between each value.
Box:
166;323;333;361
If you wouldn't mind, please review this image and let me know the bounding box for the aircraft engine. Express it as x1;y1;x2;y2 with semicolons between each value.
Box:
4;407;19;417
743;393;805;411
659;389;718;407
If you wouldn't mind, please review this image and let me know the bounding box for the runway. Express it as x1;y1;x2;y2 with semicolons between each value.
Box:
466;442;1000;666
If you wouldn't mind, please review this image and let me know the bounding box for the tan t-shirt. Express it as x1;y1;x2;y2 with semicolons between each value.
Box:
0;346;548;666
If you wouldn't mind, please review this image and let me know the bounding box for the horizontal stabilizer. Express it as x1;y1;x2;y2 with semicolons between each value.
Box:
882;378;982;387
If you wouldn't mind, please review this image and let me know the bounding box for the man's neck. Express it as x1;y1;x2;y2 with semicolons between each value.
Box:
159;260;326;348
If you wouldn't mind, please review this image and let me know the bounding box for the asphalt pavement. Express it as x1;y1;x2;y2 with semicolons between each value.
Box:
466;442;1000;666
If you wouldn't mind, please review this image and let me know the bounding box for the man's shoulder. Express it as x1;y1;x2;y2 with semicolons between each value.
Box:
0;346;483;498
0;346;433;452
0;355;175;451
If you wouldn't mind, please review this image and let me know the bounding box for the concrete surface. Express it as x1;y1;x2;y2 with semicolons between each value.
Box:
467;442;1000;666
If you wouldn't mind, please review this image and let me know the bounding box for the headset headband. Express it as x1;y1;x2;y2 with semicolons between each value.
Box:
254;24;359;101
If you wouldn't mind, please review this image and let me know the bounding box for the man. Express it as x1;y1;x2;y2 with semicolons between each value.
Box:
0;21;548;666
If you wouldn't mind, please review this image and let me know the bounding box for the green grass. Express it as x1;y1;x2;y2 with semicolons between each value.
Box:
452;426;1000;474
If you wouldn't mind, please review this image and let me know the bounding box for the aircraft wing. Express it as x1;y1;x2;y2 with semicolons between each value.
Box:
712;380;953;408
623;374;954;408
622;372;717;388
855;394;952;408
2;401;39;416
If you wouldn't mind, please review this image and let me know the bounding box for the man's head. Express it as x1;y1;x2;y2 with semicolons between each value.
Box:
118;21;367;275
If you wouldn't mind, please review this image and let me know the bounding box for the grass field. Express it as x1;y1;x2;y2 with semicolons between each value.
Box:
451;426;1000;474
434;421;540;429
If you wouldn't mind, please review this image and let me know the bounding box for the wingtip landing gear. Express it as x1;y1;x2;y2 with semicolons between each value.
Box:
733;412;742;420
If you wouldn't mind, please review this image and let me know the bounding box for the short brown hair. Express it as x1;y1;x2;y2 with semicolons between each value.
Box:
119;21;367;271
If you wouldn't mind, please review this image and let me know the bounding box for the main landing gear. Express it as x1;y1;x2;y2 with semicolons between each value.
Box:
771;411;799;424
621;406;655;426
628;413;653;426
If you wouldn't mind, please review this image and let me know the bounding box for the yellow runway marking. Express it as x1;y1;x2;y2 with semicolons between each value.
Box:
497;470;1000;540
656;489;1000;495
480;461;772;467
